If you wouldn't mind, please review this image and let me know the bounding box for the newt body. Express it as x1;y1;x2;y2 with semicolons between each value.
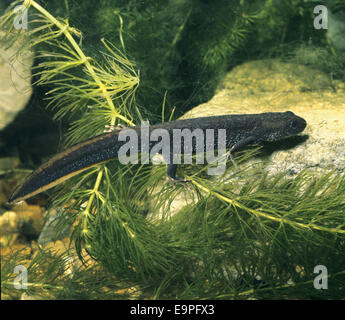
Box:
9;111;306;203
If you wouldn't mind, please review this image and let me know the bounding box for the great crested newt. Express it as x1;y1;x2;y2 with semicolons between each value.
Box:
8;111;307;203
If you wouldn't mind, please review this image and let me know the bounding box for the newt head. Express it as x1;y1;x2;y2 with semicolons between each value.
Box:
261;111;307;142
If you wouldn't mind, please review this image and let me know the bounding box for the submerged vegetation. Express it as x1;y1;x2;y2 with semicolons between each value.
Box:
1;0;345;299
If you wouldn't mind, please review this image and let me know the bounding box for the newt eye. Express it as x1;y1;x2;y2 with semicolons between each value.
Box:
290;120;298;129
289;117;306;132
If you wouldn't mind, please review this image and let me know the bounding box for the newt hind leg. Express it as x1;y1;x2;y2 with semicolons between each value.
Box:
166;164;190;183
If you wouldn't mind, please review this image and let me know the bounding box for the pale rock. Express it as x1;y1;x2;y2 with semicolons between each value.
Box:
0;32;33;129
0;211;19;246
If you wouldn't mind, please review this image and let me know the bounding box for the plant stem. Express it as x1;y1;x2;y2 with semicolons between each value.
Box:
84;168;104;215
188;177;345;235
26;0;134;127
22;1;137;223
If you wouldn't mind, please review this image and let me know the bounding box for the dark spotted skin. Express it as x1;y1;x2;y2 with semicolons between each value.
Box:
8;111;306;203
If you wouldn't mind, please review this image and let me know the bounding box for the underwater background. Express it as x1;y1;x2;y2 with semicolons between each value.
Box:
0;0;344;300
